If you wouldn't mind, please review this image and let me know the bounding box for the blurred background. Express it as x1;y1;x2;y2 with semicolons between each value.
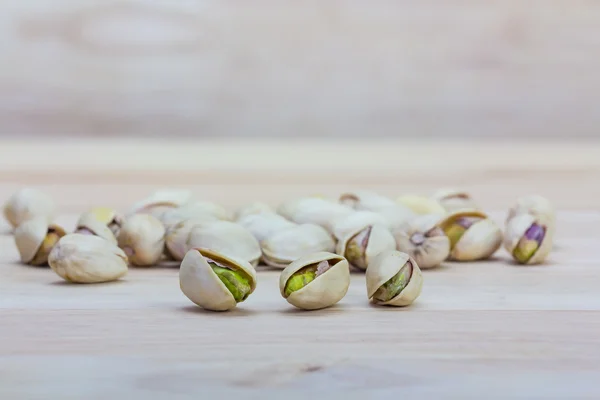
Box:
2;0;599;140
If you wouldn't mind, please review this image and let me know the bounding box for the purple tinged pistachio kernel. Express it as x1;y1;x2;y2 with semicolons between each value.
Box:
443;216;483;249
344;226;372;269
513;223;546;263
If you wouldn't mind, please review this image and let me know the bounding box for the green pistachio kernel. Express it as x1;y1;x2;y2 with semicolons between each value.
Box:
344;226;371;269
373;261;413;302
284;260;331;297
210;263;251;302
443;217;482;248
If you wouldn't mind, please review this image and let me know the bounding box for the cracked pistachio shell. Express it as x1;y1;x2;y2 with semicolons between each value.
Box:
187;221;261;267
504;213;554;265
261;224;336;269
117;214;166;266
234;202;274;221
180;248;257;311
396;195;446;216
237;213;296;242
332;211;390;241
165;218;214;261
3;188;55;229
128;189;193;218
48;234;128;283
279;252;350;310
160;206;221;231
506;195;555;226
394;215;450;269
432;189;478;213
366;250;423;306
339;190;396;211
15;218;66;265
377;205;416;232
75;210;119;244
438;210;502;261
277;197;353;233
336;224;396;271
77;207;123;236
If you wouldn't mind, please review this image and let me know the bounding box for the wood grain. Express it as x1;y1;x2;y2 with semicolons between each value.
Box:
1;139;599;398
1;1;600;138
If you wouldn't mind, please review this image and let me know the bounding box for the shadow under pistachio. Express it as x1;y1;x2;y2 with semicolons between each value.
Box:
178;305;261;317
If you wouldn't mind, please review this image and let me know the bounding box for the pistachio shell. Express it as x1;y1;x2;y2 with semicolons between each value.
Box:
339;190;396;211
128;189;193;216
377;205;416;232
504;213;554;265
180;248;257;311
506;195;555;226
366;250;423;306
336;224;396;271
3;188;55;229
76;212;118;244
117;214;166;266
237;213;296;242
78;207;123;236
234;202;274;221
179;201;231;221
394;215;450;269
165;218;214;261
396;195;446;215
14;218;66;265
432;189;478;213
187;221;261;267
438;210;502;261
279;252;350;310
261;224;336;269
160;207;221;231
332;211;390;241
48;234;128;283
277;197;353;232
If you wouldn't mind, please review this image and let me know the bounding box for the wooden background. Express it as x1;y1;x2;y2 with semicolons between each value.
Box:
2;0;600;138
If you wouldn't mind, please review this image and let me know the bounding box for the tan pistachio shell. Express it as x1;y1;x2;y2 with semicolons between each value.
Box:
234;202;274;221
261;224;336;269
377;205;416;232
180;248;257;311
76;212;118;244
48;234;128;283
438;210;502;261
277;197;353;232
504;213;554;265
332;211;390;241
336;223;397;271
394;215;450;269
128;189;193;216
396;195;446;216
279;252;350;310
432;189;478;213
179;201;231;221
237;213;297;242
14;218;66;265
78;207;123;236
160;206;221;231
366;250;423;306
165;218;214;261
506;195;555;226
187;221;261;267
117;214;166;266
339;190;396;211
3;188;55;229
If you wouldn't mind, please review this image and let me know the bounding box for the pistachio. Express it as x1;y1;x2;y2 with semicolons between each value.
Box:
279;252;350;310
339;190;396;211
237;213;296;242
164;218;213;261
432;189;478;213
504;213;553;265
234;202;274;221
437;210;502;261
396;195;446;215
14;217;66;266
48;234;128;283
336;224;396;271
506;195;555;226
160;206;221;232
366;250;423;306
261;224;336;269
3;188;55;229
75;208;121;244
332;211;390;241
277;197;353;233
180;248;257;311
187;221;261;267
117;214;166;266
394;215;450;269
376;205;416;232
128;189;193;219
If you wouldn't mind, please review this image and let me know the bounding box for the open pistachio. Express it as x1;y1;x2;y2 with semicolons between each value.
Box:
332;211;390;241
164;218;214;261
396;195;446;216
437;210;502;261
336;224;396;271
506;195;555;226
504;214;553;265
394;215;450;269
237;212;296;243
14;217;66;266
432;189;478;213
180;248;257;311
75;208;121;244
160;206;221;232
128;189;193;219
48;234;128;283
187;221;261;267
366;250;423;306
277;197;353;233
339;190;396;211
3;188;55;229
234;202;274;221
261;224;336;269
279;252;350;310
117;214;166;266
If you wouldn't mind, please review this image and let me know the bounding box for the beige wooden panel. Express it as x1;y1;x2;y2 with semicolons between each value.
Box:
0;1;599;138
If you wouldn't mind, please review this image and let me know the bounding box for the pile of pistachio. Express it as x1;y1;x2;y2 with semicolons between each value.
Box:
3;188;555;311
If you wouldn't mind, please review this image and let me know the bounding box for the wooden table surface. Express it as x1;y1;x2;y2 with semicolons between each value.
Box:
1;139;599;399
